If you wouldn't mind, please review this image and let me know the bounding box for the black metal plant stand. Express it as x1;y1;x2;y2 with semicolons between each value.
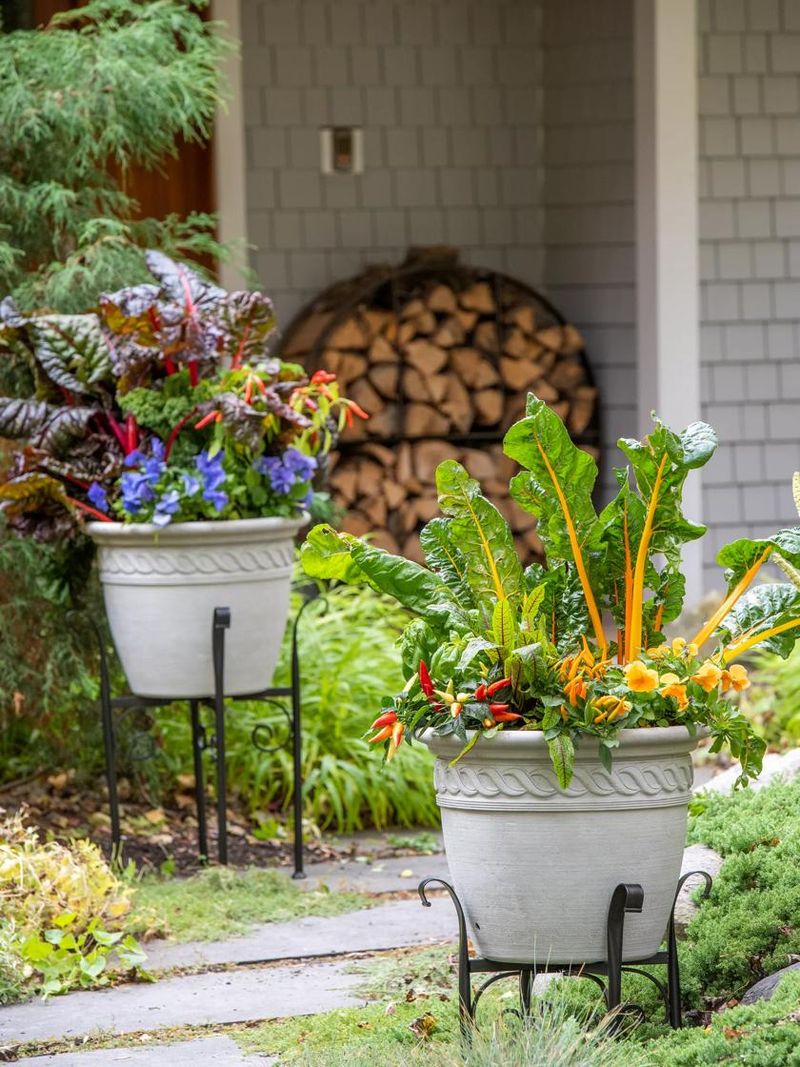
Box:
96;596;318;876
419;870;713;1037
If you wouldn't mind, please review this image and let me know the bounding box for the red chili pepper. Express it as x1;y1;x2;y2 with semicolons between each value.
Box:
489;703;510;715
492;710;523;723
311;370;337;384
474;683;487;701
370;710;397;731
369;725;393;744
244;379;253;405
419;661;435;698
344;407;353;428
348;400;369;420
195;410;221;430
487;677;512;697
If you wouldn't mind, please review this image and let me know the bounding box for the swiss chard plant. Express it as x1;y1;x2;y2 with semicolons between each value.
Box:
0;252;366;538
301;395;800;787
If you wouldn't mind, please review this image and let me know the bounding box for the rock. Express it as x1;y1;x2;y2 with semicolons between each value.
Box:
672;844;724;938
697;749;800;796
741;962;800;1004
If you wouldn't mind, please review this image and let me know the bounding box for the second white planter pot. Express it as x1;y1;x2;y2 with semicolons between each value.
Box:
422;726;702;966
87;515;304;698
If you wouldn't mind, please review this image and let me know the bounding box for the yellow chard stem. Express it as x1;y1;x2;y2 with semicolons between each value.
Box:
691;546;772;649
534;438;607;655
724;616;800;662
627;453;668;662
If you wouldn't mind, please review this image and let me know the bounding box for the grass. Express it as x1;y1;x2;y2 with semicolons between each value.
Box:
130;866;370;943
236;943;633;1066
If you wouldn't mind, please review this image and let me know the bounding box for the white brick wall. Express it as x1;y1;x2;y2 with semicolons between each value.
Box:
242;0;545;326
540;0;637;498
699;0;800;589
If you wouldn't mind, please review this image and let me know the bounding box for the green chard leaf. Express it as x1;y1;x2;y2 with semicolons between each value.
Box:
435;459;524;615
717;528;800;594
547;734;575;789
419;517;476;612
717;582;800;659
492;598;516;653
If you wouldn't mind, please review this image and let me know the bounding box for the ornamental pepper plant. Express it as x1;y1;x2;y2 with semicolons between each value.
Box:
302;394;800;787
0;251;366;537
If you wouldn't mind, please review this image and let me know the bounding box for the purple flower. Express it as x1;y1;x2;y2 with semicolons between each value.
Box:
124;439;166;487
283;448;317;482
120;471;155;514
87;482;109;513
256;454;299;496
153;489;181;528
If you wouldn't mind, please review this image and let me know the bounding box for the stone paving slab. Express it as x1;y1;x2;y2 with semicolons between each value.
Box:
0;960;363;1046
23;1036;274;1065
142;894;457;971
296;852;449;895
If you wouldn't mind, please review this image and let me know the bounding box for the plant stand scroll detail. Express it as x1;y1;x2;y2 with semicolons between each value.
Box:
94;596;318;875
418;870;713;1038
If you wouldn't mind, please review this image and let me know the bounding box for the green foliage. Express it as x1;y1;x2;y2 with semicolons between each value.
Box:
0;0;229;318
302;403;765;786
0;809;142;1001
643;972;800;1066
155;581;439;832
131;866;368;944
743;644;800;748
682;778;800;1002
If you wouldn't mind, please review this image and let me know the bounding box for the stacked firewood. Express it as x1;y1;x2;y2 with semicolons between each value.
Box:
282;260;599;562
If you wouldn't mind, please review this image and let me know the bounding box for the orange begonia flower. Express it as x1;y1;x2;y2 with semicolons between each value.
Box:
659;672;689;710
721;663;750;693
691;660;723;693
624;660;660;693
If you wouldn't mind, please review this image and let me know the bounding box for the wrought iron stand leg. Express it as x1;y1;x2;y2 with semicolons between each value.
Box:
189;699;208;861
290;604;305;879
419;878;473;1039
97;633;122;857
519;967;534;1016
605;882;644;1019
212;607;231;865
666;870;712;1029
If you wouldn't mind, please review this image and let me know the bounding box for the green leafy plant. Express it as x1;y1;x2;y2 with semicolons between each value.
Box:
0;0;228;319
0;809;143;1001
302;395;798;786
743;644;800;748
0;253;365;541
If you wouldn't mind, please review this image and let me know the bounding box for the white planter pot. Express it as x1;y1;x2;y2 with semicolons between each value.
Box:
87;516;304;698
422;726;702;965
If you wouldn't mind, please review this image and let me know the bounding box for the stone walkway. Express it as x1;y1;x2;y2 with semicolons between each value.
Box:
24;1036;275;1066
6;753;794;1064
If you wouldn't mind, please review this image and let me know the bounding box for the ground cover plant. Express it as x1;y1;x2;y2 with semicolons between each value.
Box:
130;865;369;944
302;396;800;784
0;809;143;1002
681;776;800;1003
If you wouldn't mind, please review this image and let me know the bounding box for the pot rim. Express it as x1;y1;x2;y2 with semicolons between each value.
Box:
86;512;308;541
421;723;709;752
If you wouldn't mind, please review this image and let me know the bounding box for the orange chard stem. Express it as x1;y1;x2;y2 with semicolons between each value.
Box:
627;453;668;662
653;601;665;633
622;502;633;661
692;546;773;649
724;616;800;662
534;438;607;654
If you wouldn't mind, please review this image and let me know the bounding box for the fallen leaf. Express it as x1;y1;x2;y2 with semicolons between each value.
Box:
47;772;68;791
409;1013;437;1040
356;1021;373;1030
400;868;414;878
143;809;165;825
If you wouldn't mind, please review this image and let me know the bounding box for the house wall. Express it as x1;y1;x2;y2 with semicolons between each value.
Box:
698;0;800;589
540;0;637;499
241;0;545;328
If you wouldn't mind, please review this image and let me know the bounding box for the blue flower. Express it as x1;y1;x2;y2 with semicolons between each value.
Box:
195;450;228;512
203;487;228;513
153;489;181;528
120;471;155;515
283;448;317;482
182;473;201;496
256;454;299;495
86;482;109;513
125;439;166;487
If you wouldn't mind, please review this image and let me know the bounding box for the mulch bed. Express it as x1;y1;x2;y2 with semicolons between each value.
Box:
0;770;350;874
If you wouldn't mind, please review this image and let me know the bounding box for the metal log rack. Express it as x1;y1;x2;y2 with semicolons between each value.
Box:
418;870;713;1038
94;594;318;877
